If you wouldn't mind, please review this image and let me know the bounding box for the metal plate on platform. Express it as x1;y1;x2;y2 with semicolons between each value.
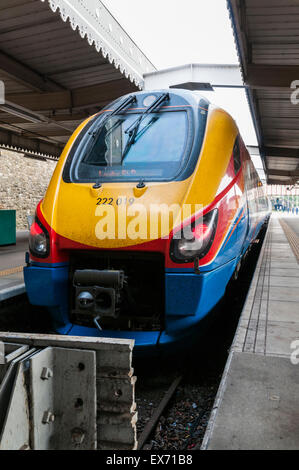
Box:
30;347;96;450
0;348;36;450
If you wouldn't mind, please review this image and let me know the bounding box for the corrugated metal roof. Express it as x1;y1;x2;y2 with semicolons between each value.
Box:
0;0;156;159
228;0;299;185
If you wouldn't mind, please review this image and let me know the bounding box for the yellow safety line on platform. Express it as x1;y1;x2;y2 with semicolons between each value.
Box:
0;266;24;277
279;219;299;263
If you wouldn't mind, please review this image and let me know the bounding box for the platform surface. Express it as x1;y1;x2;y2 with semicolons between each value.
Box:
0;231;27;301
202;215;299;450
282;216;299;237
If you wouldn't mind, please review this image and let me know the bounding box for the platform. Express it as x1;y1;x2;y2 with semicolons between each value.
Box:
0;232;27;301
202;214;299;450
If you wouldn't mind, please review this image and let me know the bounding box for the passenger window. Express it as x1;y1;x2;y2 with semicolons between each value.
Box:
233;137;241;175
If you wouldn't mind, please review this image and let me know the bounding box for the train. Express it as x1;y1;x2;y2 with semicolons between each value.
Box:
24;89;271;355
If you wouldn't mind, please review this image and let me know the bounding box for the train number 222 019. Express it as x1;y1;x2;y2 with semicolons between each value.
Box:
96;197;135;206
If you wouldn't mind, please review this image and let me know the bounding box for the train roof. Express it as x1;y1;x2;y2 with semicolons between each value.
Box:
111;88;211;112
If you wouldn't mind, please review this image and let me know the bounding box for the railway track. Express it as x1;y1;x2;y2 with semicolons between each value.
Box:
138;376;183;450
135;358;220;451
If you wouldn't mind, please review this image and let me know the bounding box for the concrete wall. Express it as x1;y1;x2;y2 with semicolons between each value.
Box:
0;149;57;230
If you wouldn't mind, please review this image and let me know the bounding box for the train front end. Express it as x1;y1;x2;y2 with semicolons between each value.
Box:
24;90;241;355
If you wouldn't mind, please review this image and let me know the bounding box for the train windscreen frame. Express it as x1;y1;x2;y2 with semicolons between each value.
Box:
71;110;189;183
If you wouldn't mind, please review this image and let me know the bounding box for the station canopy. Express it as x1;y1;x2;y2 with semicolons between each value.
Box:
228;0;299;186
0;0;155;159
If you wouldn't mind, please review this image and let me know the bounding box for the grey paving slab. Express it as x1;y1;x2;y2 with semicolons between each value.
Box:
270;261;298;269
271;236;290;243
266;321;299;357
204;352;299;450
270;252;296;261
0;278;17;289
1;272;23;281
0;280;21;290
0;231;27;301
270;268;299;278
0;271;25;301
271;251;295;259
268;286;299;302
244;319;267;354
0;283;25;302
268;300;299;323
255;320;267;354
271;242;293;248
266;276;299;288
254;284;269;301
283;218;299;237
0;231;28;272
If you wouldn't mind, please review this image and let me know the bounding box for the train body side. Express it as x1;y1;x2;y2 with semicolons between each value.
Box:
24;90;270;354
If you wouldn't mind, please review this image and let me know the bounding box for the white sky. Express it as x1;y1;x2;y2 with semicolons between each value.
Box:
102;0;264;177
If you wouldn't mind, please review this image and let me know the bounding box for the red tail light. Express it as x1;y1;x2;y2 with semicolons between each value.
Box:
192;223;211;240
170;209;218;263
29;217;50;258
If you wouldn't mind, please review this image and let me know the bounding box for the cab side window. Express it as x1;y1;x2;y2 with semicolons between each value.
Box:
233;137;241;175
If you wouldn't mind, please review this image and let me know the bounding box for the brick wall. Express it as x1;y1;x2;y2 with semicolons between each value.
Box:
0;149;57;230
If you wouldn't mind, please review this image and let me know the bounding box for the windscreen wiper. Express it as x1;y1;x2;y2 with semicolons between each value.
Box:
85;95;136;172
122;92;170;161
89;94;137;140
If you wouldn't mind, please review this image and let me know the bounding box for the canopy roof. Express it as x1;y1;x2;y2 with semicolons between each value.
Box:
228;0;299;185
0;0;155;159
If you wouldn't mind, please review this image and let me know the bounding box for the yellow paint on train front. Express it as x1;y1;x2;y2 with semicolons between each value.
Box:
41;106;238;248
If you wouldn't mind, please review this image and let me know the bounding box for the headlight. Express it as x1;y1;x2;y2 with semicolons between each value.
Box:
29;217;49;258
170;209;218;263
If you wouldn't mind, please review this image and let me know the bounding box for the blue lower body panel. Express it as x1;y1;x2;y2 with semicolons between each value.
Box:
24;258;237;356
24;264;70;330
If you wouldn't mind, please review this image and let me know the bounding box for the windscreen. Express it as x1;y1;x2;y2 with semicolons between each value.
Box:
71;110;189;182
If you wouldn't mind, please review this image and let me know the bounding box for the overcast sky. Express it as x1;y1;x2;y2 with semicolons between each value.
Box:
103;0;238;68
102;0;264;175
